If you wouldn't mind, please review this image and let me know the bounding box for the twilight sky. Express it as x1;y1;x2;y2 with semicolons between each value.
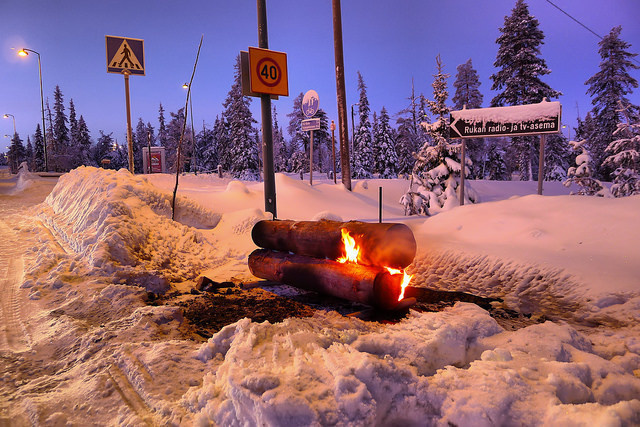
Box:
1;0;639;154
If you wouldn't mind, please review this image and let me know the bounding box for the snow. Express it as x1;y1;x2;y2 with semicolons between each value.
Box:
1;166;639;426
451;100;561;124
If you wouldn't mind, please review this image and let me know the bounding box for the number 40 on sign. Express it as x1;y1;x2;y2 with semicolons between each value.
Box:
248;46;289;97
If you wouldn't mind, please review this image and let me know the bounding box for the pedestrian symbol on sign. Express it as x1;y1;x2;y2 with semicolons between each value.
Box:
112;41;142;70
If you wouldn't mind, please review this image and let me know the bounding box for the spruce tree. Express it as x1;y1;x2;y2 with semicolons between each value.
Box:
287;93;309;156
165;108;190;173
94;131;114;166
373;107;398;178
401;56;476;216
157;103;168;148
491;0;561;181
195;124;216;173
273;107;288;172
53;85;70;170
486;141;509;180
7;133;26;173
76;116;93;166
396;80;427;177
213;116;229;172
543;134;571;181
352;71;374;178
563;139;610;196
453;59;485;178
585;26;639;180
134;118;149;172
33;124;45;172
602;104;640;197
222;56;259;180
68;99;84;169
25;137;34;171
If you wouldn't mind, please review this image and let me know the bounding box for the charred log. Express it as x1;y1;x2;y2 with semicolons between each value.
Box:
248;249;415;311
251;219;416;269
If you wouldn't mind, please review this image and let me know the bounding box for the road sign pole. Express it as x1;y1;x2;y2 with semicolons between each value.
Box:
123;70;134;173
459;140;466;206
332;0;351;191
538;134;546;195
331;120;336;184
309;130;314;186
257;0;277;218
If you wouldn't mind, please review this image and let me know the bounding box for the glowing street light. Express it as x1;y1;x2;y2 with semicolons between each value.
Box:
18;48;48;171
2;113;16;135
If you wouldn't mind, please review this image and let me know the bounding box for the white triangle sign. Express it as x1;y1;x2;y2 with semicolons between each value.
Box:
110;40;143;71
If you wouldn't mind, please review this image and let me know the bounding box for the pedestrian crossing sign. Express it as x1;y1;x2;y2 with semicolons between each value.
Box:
106;35;145;75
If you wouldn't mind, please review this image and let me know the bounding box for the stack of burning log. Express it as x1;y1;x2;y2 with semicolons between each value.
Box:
248;219;417;311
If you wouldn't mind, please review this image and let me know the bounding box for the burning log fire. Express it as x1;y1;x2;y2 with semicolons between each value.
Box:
249;220;417;311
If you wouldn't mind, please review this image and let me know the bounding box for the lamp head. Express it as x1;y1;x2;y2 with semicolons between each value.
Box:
18;49;28;57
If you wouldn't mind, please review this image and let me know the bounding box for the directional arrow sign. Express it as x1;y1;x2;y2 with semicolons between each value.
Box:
449;101;561;139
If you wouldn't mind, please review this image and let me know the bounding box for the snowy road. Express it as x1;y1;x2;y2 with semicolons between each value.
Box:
0;219;30;352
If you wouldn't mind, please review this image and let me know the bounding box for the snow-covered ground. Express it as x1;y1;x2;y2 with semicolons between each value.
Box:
1;165;639;426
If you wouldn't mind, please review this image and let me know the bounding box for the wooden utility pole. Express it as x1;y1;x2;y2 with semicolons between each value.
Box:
257;0;277;217
331;0;351;190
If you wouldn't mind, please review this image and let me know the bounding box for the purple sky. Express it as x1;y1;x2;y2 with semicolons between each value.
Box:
2;0;639;154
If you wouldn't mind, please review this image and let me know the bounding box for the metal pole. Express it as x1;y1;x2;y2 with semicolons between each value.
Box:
35;53;48;171
332;0;351;191
379;186;382;223
309;130;314;185
537;134;545;195
123;71;134;173
331;120;336;184
257;0;277;218
189;94;195;173
459;140;466;206
147;130;152;174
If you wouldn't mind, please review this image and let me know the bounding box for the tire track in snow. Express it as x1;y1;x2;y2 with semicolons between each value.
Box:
0;219;31;352
107;363;157;426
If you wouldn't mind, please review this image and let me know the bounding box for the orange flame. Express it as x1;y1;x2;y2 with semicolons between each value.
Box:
337;228;360;264
385;267;413;301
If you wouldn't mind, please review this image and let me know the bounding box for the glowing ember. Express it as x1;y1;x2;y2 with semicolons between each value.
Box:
337;228;360;264
386;267;413;301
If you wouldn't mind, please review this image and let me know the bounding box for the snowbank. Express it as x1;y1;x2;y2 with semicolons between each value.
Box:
37;167;224;288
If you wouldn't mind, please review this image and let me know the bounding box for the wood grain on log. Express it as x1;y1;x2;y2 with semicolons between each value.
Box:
248;249;410;310
251;219;416;269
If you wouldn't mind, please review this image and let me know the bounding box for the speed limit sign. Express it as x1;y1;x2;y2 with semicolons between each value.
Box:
248;47;289;97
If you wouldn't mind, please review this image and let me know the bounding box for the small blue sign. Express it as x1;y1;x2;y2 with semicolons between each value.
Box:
302;90;319;118
301;118;321;131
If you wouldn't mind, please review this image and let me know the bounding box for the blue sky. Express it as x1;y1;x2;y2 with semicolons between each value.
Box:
2;0;639;153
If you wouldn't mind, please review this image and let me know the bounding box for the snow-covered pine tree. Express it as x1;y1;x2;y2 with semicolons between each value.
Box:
222;56;259;180
486;141;509;180
352;71;374;179
287;93;309;157
373;107;398;178
452;58;485;178
53;85;70;171
76;116;93;166
157;103;168;149
491;0;561;181
585;26;639;180
165;108;188;173
25;137;34;171
396;79;427;177
273;107;289;172
401;55;476;216
602;103;640;197
7;133;26;174
213;116;229;173
33;124;45;172
133;118;148;172
543;134;571;181
563;139;610;197
93;131;114;166
68;99;81;169
192;123;215;174
285;94;330;174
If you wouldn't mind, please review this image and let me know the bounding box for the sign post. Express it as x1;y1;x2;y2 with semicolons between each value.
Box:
106;35;145;174
330;120;337;184
245;9;289;218
302;90;320;185
449;100;561;198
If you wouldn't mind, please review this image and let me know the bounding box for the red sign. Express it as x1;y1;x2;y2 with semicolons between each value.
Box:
150;152;162;173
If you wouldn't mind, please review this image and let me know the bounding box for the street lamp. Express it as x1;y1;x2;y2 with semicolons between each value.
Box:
18;48;48;171
3;114;16;135
562;125;571;141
